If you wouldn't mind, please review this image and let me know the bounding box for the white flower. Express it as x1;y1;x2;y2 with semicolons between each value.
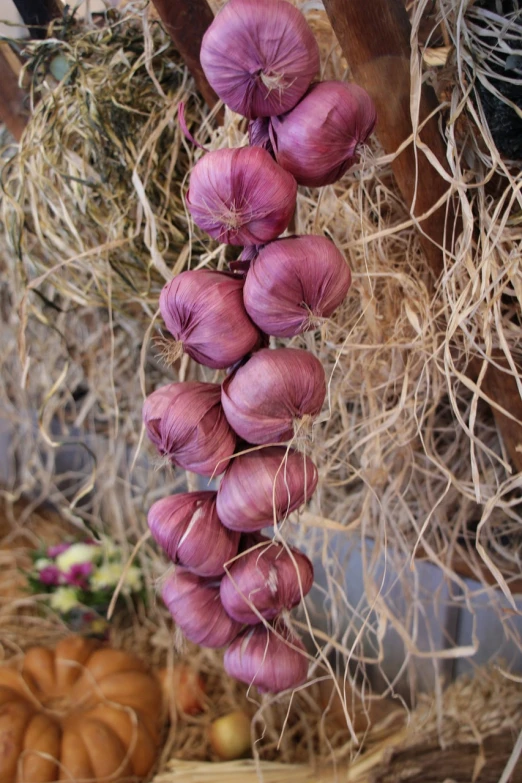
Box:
101;537;119;559
91;562;124;589
123;566;143;593
49;587;80;613
56;543;99;572
90;561;143;595
34;558;52;571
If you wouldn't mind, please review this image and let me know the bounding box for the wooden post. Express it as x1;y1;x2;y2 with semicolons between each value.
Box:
151;0;220;113
470;356;522;474
323;0;451;278
323;0;522;475
0;45;28;141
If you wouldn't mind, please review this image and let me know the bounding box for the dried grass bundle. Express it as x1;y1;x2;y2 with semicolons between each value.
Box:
1;2;212;317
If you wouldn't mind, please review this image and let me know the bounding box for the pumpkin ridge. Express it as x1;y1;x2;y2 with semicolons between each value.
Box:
81;718;133;781
0;698;35;783
55;636;100;694
83;704;157;777
0;669;40;709
19;712;61;783
0;685;22;707
96;671;163;722
23;648;57;698
83;649;147;679
70;651;149;708
60;727;95;781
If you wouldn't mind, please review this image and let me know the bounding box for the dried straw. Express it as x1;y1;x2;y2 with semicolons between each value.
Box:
0;0;521;775
1;2;213;319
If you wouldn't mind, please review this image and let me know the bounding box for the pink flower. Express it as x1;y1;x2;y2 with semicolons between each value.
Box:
39;566;61;586
47;542;71;558
64;562;93;589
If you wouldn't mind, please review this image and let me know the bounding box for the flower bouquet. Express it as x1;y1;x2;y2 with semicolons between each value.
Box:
25;537;145;636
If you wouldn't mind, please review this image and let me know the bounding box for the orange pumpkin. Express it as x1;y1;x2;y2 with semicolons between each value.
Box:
0;636;162;783
156;664;206;716
318;678;402;734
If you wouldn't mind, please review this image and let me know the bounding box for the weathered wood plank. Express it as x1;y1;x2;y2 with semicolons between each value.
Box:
151;0;220;112
0;44;28;141
323;0;452;279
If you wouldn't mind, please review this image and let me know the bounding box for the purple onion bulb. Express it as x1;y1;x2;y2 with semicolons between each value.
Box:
143;382;236;476
216;447;318;531
148;492;240;577
160;269;260;369
220;538;314;623
221;348;326;445
186;147;297;246
200;0;319;119
269;81;377;187
224;624;308;693
243;235;352;337
162;569;242;648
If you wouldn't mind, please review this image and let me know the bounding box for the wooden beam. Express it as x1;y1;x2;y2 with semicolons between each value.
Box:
151;0;220;113
323;0;451;279
470;355;522;475
0;44;28;142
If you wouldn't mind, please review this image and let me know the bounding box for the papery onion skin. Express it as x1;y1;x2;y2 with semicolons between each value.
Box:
243;235;352;337
143;382;236;476
224;624;308;693
229;244;264;275
160;270;260;369
269;81;377;187
186;147;297;246
221;348;326;444
220;538;314;623
216;447;318;531
248;117;273;154
200;0;320;119
148;492;240;577
162;569;242;648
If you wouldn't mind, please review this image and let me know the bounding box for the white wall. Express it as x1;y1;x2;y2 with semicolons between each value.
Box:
0;0;26;39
